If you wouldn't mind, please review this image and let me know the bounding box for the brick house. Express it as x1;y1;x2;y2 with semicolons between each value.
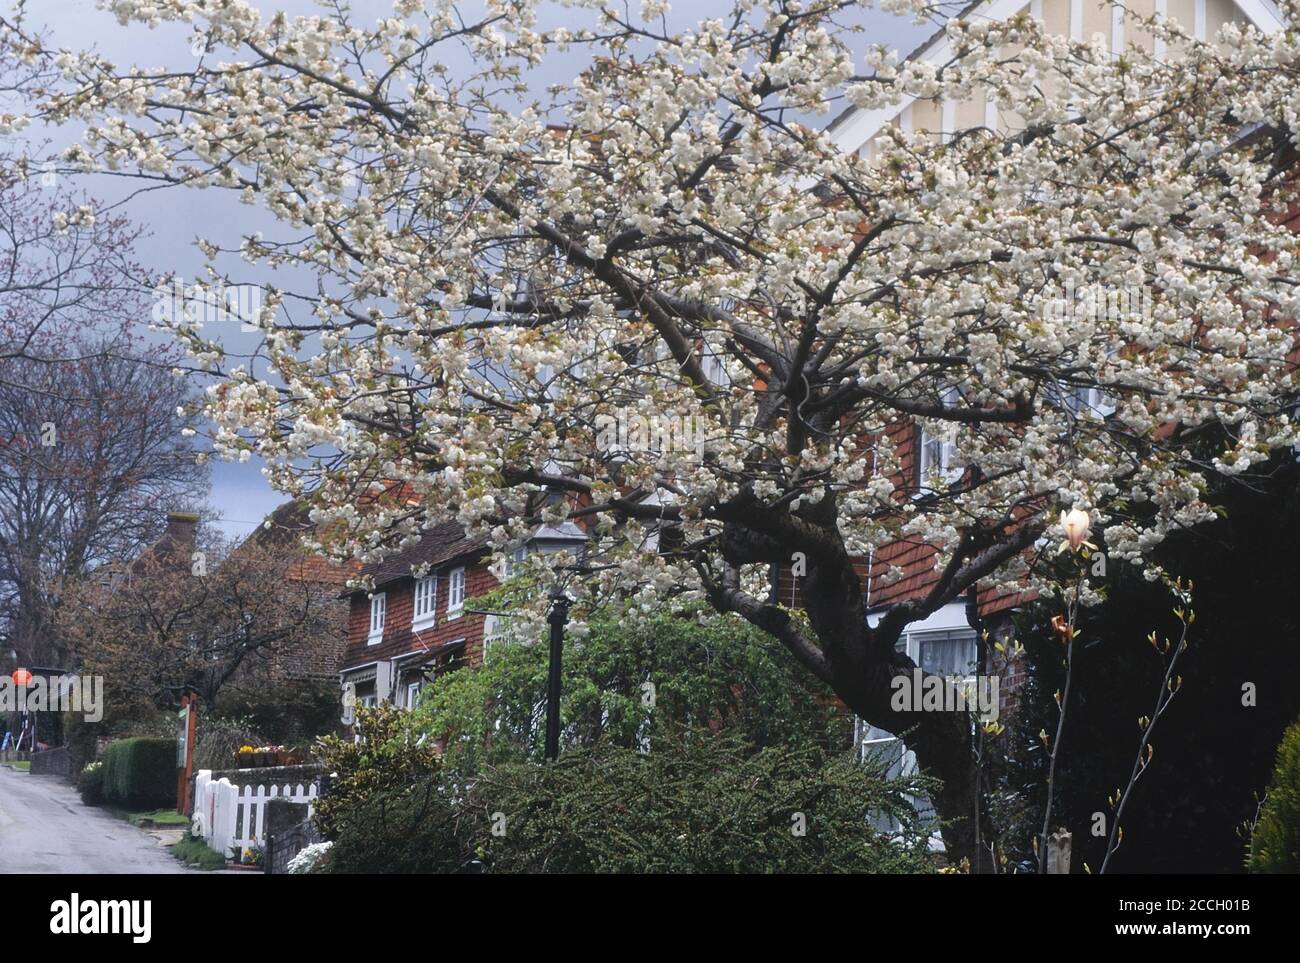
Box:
339;521;494;714
338;518;590;714
766;418;1030;778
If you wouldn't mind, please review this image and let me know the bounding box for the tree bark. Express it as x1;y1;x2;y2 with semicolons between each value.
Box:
797;550;989;870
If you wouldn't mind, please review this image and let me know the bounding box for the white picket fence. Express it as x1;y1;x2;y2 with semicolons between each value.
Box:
193;770;318;859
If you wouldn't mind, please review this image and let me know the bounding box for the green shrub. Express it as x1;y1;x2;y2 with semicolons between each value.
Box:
169;833;227;871
413;603;851;779
1249;719;1300;872
465;729;938;874
326;777;470;873
77;762;104;806
101;737;177;810
312;704;441;840
323;724;938;874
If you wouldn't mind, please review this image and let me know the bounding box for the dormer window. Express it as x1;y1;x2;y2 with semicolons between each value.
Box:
447;567;466;619
368;592;386;645
412;575;436;631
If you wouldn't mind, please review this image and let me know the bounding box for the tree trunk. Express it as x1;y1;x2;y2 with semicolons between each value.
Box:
800;550;991;871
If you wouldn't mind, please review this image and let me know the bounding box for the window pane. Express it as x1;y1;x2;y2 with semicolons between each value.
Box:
917;631;977;677
449;568;465;609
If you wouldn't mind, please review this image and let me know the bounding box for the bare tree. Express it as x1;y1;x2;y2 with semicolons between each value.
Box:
0;32;206;669
54;523;345;719
0;346;208;669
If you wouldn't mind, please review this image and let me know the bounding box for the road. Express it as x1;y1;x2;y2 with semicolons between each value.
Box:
0;766;193;873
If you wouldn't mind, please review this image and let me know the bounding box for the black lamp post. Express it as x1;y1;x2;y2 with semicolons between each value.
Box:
544;591;570;761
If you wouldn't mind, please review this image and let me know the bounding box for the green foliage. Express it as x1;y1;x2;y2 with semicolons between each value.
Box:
213;678;341;744
1249;718;1300;873
413;604;850;777
325;777;469;874
76;762;104;806
100;737;176;810
62;706;174;774
319;609;934;874
169;833;227;871
466;728;937;874
323;726;938;874
312;703;442;840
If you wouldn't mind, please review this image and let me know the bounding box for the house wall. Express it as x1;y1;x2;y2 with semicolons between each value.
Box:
856;0;1251;159
773;414;1026;620
342;559;499;704
258;585;350;683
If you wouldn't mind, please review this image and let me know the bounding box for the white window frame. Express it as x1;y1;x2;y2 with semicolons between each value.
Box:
917;427;959;486
1075;385;1116;418
859;603;982;767
412;575;437;631
367;592;386;645
405;680;422;710
916;387;963;490
700;336;730;387
447;566;466;619
855;606;980;847
1049;383;1116;420
912;628;980;681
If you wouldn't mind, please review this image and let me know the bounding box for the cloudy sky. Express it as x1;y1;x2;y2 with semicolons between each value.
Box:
11;0;932;539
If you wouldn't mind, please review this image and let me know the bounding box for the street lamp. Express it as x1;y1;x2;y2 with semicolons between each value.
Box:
544;590;570;761
526;520;587;762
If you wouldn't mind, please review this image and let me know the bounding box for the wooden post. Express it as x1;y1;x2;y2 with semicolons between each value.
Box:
176;691;198;815
1046;829;1072;874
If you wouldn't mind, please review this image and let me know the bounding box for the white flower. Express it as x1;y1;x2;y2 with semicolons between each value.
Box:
1058;509;1097;554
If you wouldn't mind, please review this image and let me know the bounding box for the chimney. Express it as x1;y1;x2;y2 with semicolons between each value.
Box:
163;511;200;561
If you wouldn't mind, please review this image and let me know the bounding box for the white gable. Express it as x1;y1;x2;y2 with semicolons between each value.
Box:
828;0;1286;153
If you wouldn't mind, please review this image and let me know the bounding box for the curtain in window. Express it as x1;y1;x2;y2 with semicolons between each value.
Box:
916;629;978;677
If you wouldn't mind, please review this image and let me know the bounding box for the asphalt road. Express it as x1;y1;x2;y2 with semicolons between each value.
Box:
0;766;192;873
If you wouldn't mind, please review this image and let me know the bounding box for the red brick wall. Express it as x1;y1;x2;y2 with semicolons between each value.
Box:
342;558;499;673
772;420;1034;618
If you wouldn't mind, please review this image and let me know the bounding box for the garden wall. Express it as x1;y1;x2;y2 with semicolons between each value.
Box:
29;747;71;777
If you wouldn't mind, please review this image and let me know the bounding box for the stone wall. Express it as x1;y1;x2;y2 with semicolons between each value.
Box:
29;746;71;777
263;797;321;874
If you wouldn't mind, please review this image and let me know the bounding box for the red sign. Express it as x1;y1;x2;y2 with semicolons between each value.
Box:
11;669;32;686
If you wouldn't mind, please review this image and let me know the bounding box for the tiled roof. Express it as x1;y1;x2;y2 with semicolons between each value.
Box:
242;499;315;547
239;498;361;586
362;521;489;589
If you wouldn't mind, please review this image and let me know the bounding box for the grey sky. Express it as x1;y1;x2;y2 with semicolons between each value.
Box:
9;0;931;539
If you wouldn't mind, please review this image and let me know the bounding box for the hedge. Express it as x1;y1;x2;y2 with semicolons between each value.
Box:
101;737;177;810
1249;718;1300;873
77;762;104;807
